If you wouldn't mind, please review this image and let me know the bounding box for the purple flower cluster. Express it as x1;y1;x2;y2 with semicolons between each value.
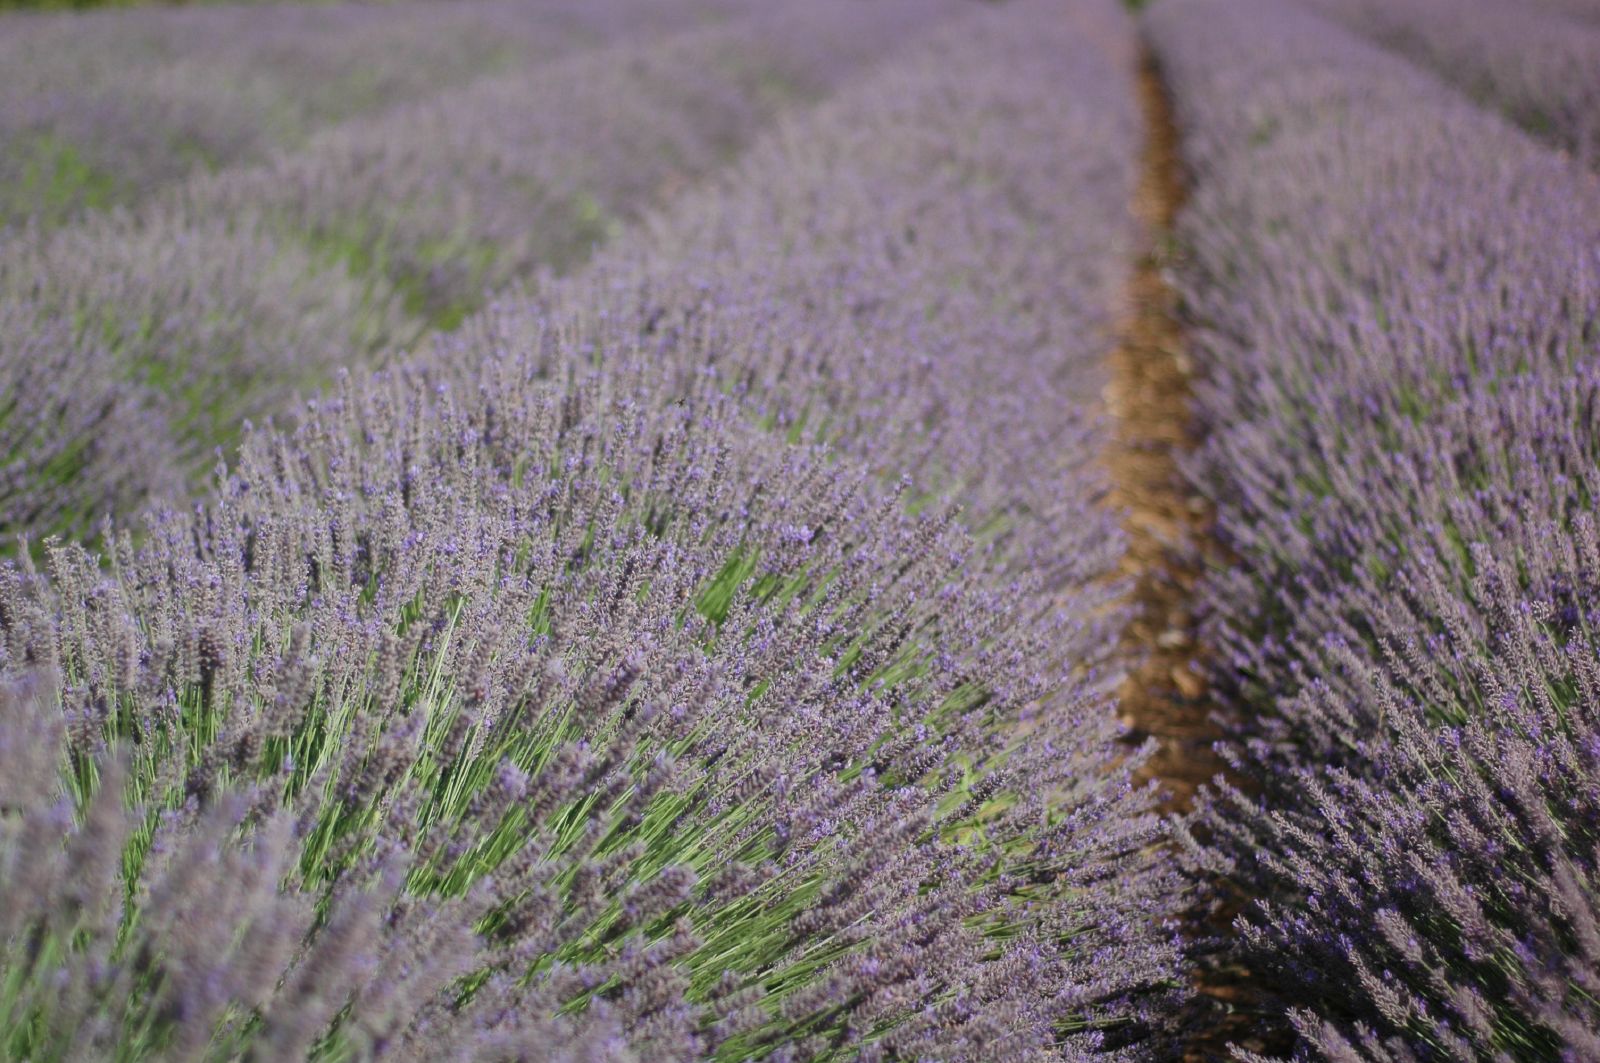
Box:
0;0;1186;1058
1148;0;1600;1055
0;0;956;543
1297;0;1600;168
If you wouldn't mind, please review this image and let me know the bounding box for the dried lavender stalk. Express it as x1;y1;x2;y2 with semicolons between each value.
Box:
1296;0;1600;167
1148;0;1600;1055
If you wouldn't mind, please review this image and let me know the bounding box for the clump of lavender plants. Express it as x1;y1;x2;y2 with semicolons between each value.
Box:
0;299;178;540
1;339;1181;1058
460;0;1139;598
0;672;492;1061
0;0;1188;1056
1297;0;1600;167
1211;520;1600;1061
0;0;954;543
1148;0;1600;1055
0;0;766;226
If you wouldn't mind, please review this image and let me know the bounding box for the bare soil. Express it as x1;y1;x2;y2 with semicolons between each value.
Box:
1105;50;1220;814
1105;46;1290;1061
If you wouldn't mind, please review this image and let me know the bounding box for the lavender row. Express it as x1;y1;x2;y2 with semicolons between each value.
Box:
1148;0;1600;1056
0;0;755;227
198;0;960;322
1530;0;1600;23
0;1;1184;1057
464;0;1142;599
8;363;1127;1060
1297;0;1600;169
0;0;953;544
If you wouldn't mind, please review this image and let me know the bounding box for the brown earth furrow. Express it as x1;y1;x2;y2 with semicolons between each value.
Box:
1105;48;1217;816
1104;44;1281;1061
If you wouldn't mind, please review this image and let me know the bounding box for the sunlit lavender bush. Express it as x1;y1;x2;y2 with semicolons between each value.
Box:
0;0;952;544
0;0;1186;1058
0;301;1181;1061
1297;0;1600;167
1150;0;1600;1055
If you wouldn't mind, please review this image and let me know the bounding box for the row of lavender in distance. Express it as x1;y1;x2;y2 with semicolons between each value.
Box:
465;0;1141;599
0;0;957;546
0;0;759;227
1148;0;1600;1056
0;1;1185;1058
1297;0;1600;169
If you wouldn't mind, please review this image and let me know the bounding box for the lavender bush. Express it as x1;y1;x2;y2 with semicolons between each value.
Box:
0;275;1180;1063
0;0;953;543
0;0;763;227
0;0;1186;1057
464;0;1140;593
1297;0;1600;168
209;0;960;323
0;299;180;541
1149;0;1600;1055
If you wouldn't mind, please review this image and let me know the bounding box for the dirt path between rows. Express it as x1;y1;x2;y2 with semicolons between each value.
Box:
1105;45;1282;1060
1105;48;1218;815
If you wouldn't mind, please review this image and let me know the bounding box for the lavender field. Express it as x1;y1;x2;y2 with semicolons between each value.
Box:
0;0;1594;1059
